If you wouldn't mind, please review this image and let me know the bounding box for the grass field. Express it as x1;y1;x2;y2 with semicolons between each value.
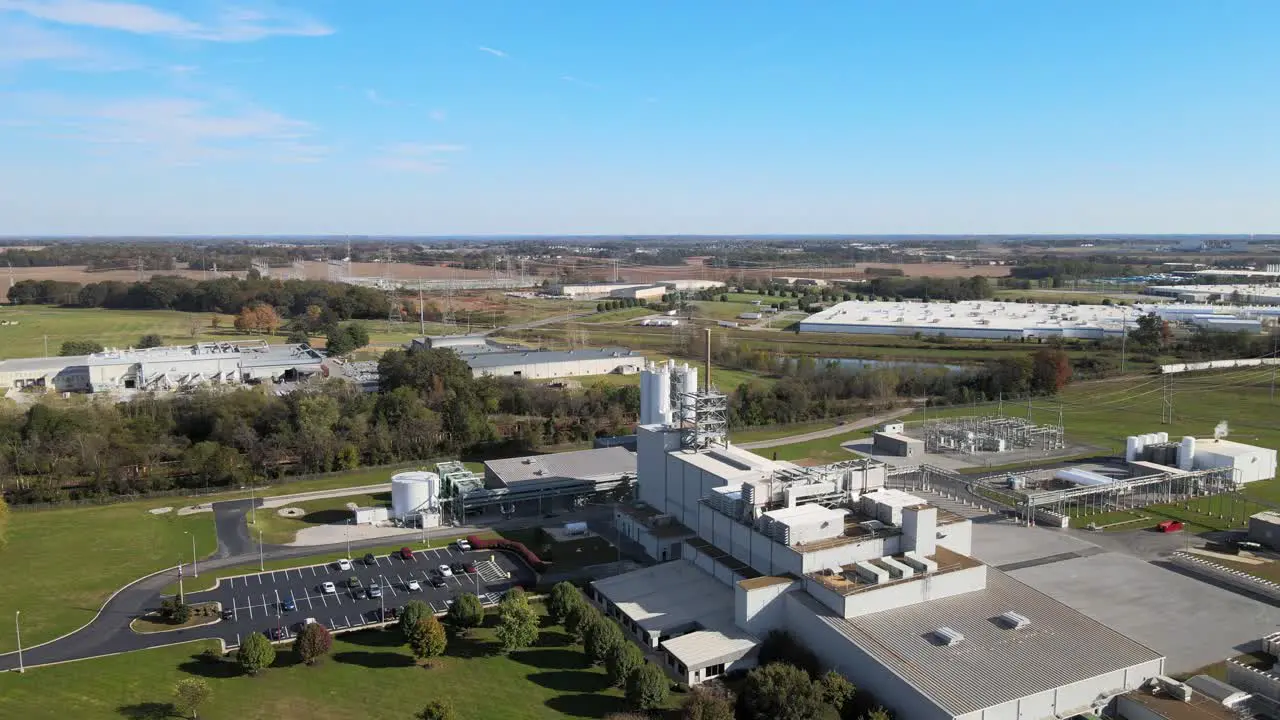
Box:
751;427;872;464
0;609;681;720
0;307;238;359
575;307;654;324
729;418;843;443
0;498;217;654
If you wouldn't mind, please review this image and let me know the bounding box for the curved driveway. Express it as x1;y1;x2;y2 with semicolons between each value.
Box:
0;498;532;672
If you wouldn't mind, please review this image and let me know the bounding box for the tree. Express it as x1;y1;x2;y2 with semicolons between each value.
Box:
625;662;669;711
605;641;644;688
234;306;257;334
236;631;276;675
294;622;333;665
757;630;821;678
682;687;735;720
172;678;211;719
325;324;370;356
446;592;484;635
399;599;432;643
409;614;447;661
417;700;457;720
59;339;104;356
564;601;596;640
1030;348;1072;394
739;663;826;720
861;709;892;720
210;314;221;329
584;615;624;666
0;493;9;549
286;328;310;344
819;670;855;712
547;581;582;625
172;602;192;624
1130;312;1164;350
137;333;165;348
496;589;539;652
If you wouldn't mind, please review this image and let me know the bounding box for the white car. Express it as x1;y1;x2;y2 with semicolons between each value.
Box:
320;581;336;594
438;564;453;577
406;579;422;591
304;617;318;626
336;558;352;571
454;539;472;552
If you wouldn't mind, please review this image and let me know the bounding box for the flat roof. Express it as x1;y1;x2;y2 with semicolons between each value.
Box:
1194;438;1273;458
809;546;982;597
801;300;1137;334
0;355;88;372
485;447;635;487
813;569;1163;716
592;561;758;668
461;347;640;369
1119;687;1241;720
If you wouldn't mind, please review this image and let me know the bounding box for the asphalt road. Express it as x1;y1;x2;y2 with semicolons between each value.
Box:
212;499;258;559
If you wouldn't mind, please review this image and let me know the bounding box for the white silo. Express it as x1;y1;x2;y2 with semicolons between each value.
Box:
653;364;672;425
639;367;652;424
1179;436;1196;471
1125;436;1140;462
680;364;698;422
391;471;439;519
1156;432;1169;444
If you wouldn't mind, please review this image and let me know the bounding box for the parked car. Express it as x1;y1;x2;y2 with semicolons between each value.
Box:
429;574;446;588
438;564;453;577
454;539;472;552
221;608;234;620
1156;519;1184;533
280;598;296;612
406;579;422;591
462;561;478;574
320;581;336;594
264;627;284;641
353;587;367;600
450;562;465;575
368;583;383;599
336;558;352;571
399;547;414;560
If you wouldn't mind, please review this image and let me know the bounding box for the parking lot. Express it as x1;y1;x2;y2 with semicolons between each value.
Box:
185;543;528;647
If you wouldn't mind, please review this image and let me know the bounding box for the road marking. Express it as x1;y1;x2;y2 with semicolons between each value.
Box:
312;566;318;576
343;615;350;628
236;632;241;646
382;575;397;597
246;599;253;620
328;619;337;631
319;593;328;607
256;574;262;585
373;556;382;567
334;591;342;606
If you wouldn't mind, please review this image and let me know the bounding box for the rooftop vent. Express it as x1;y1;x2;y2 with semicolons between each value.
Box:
998;611;1030;630
933;627;964;646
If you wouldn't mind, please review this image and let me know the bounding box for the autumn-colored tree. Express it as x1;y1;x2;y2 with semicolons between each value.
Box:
1030;348;1072;394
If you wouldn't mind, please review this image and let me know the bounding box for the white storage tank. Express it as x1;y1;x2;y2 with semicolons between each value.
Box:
1125;436;1140;462
391;471;439;519
1179;436;1196;471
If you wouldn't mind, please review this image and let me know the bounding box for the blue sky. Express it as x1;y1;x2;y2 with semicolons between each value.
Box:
1;1;1278;235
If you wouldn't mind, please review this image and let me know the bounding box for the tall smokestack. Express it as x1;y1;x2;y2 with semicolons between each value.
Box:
704;328;712;390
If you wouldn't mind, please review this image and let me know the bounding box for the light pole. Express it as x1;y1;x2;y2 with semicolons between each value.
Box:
258;529;264;572
15;611;23;674
345;520;351;560
186;531;198;578
177;561;185;606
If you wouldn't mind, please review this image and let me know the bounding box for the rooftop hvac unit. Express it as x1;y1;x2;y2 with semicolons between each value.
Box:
998;611;1030;629
933;627;965;646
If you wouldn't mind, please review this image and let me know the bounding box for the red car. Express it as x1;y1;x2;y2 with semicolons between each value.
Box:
1156;520;1184;533
398;547;414;560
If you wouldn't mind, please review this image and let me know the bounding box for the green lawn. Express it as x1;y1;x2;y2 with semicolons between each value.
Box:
729;419;842;443
0;306;238;359
0;498;217;654
250;492;392;545
751;428;872;464
689;300;768;322
0;609;681;720
576;307;654;324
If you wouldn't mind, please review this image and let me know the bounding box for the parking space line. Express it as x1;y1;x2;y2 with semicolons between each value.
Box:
246;599;253;620
373;556;382;567
334;590;342;605
256;574;262;585
328;619;337;631
382;575;397;597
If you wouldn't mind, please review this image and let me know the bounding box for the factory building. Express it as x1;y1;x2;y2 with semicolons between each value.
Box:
458;347;644;379
484;447;636;496
549;279;725;299
0;341;324;394
595;364;1164;717
1123;431;1276;485
610;284;668;301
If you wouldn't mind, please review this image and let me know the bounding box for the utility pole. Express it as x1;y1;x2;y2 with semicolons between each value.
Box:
258;530;264;572
1272;332;1278;403
186;531;198;577
1161;374;1175;425
1120;306;1128;374
15;611;23;674
178;561;185;605
346;520;352;560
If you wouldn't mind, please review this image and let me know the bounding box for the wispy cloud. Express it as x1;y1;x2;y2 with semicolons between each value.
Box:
0;20;128;69
560;75;599;90
6;92;324;165
371;142;466;174
365;88;394;106
477;45;507;58
428;109;447;122
0;0;333;42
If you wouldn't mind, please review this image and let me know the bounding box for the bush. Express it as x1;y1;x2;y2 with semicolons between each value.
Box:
605;641;644;688
757;630;821;678
682;687;735;720
410;615;447;660
547;581;582;625
399;599;432;642
564;600;597;640
625;662;670;710
172;603;192;624
584;615;625;666
446;592;485;634
236;632;275;675
417;700;457;720
738;663;825;720
466;534;547;572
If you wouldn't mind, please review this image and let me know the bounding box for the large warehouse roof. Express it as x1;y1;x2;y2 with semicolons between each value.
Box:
801;300;1135;336
485;446;636;487
460;347;639;369
813;569;1163;716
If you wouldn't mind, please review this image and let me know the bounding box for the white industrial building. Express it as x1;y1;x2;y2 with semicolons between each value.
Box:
1123;431;1276;485
458;347;644;379
1146;283;1280;305
0;341;325;394
594;364;1165;718
610;284;668;301
800;299;1275;339
484;447;636;494
549;279;725;299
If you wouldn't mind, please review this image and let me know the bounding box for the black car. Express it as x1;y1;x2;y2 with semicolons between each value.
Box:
449;562;465;575
353;587;368;600
264;627;285;641
363;552;376;566
429;574;446;588
221;608;234;620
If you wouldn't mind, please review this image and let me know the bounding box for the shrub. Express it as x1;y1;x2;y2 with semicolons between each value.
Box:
236;632;275;675
410;615;447;660
466;534;547;572
417;700;457;720
172;603;192;625
605;641;644;688
294;622;333;665
584;615;624;666
547;581;582;625
446;592;484;634
625;662;670;711
399;600;432;643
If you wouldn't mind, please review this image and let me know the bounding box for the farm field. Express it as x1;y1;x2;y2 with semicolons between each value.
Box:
0;307;238;359
0;609;677;720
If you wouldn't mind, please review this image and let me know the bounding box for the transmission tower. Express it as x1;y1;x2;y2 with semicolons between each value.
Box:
1161;374;1175;424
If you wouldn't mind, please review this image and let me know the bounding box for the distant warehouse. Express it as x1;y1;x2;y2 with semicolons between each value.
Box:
459;347;644;380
